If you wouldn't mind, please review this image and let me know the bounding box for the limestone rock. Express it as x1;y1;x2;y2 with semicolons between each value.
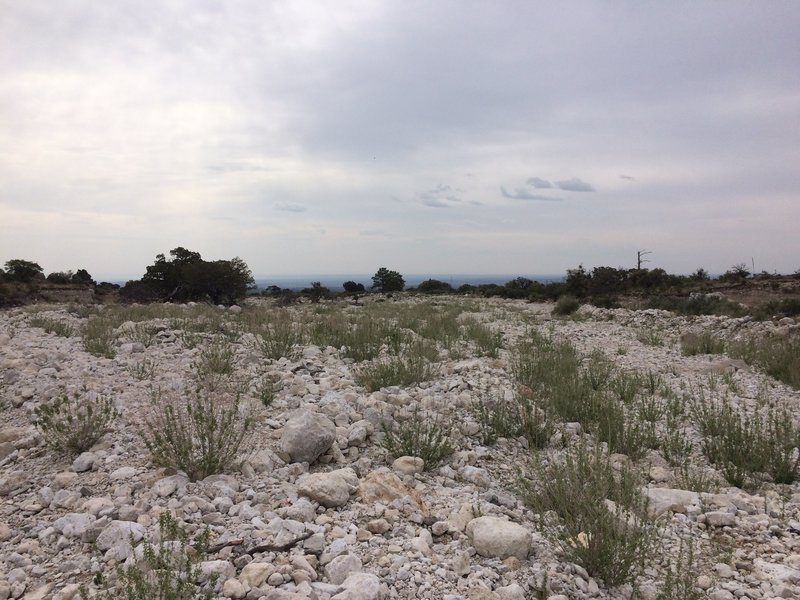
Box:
466;516;532;560
280;411;336;464
297;468;358;508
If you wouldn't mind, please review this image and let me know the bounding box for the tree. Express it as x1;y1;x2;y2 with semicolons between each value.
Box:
342;281;366;293
371;268;405;293
121;248;253;305
690;268;710;282
302;281;330;303
416;279;453;294
71;269;95;286
46;271;73;284
4;259;44;283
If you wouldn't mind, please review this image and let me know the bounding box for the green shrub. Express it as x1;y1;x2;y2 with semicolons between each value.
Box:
139;389;254;482
381;410;454;469
552;295;580;316
127;358;158;381
680;332;725;356
84;511;216;600
354;355;436;391
28;315;74;337
520;442;656;587
728;334;800;390
82;315;117;358
34;392;117;456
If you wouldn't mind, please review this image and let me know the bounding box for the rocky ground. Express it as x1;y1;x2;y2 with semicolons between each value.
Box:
1;297;799;600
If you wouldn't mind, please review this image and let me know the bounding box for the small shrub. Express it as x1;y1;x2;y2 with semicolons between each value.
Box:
194;338;234;378
464;320;503;358
680;332;725;356
611;372;641;404
28;315;74;337
84;511;216;600
258;314;303;360
83;315;117;358
127;322;158;347
139;389;254;482
520;442;656;587
552;295;580;316
254;377;279;407
354;355;436;391
636;328;664;347
656;536;705;600
127;358;158;381
34;392;117;456
382;409;454;469
728;335;800;390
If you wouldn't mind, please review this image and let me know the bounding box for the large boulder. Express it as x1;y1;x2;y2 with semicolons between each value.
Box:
297;468;358;508
280;411;336;464
466;516;532;560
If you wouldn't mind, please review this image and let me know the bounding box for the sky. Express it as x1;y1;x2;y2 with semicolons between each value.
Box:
1;1;799;281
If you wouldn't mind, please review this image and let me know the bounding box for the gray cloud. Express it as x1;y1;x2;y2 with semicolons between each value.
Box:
417;184;466;208
554;178;595;192
620;175;635;180
275;203;306;213
501;187;562;202
527;177;553;188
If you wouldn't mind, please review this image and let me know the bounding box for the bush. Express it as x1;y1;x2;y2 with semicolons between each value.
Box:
680;332;725;356
138;389;254;482
84;511;216;600
83;315;118;358
520;442;656;587
34;392;117;456
382;409;454;469
728;334;800;389
28;315;74;337
416;279;453;294
371;267;405;293
4;259;43;283
552;295;580;316
354;355;436;391
342;281;366;293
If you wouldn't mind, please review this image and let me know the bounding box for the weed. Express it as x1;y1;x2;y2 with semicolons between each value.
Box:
254;377;279;407
127;322;158;347
656;536;705;600
258;313;304;360
354;355;436;391
464;320;503;358
636;328;664;347
382;409;454;469
680;332;725;356
520;441;656;587
611;372;641;405
661;418;693;467
193;338;234;378
82;315;117;358
674;464;719;494
139;389;254;482
28;315;74;337
127;358;158;381
729;334;800;390
83;511;216;600
34;392;117;456
582;351;615;391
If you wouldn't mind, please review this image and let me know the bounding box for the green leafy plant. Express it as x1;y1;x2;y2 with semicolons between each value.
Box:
34;392;117;456
520;442;656;587
82;315;117;358
139;389;254;482
84;511;216;600
382;409;454;469
28;315;74;337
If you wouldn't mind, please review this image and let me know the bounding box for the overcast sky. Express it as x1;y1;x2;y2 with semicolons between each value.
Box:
1;1;798;280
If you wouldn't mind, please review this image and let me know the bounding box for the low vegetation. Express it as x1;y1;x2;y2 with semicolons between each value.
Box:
34;392;117;456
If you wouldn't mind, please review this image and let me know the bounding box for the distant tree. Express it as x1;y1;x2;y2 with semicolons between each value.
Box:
589;266;627;296
371;267;405;293
690;268;710;282
342;281;366;293
302;281;330;303
121;248;253;305
719;263;750;283
71;269;95;286
502;277;534;299
46;271;74;284
4;259;44;283
416;279;453;294
565;265;590;298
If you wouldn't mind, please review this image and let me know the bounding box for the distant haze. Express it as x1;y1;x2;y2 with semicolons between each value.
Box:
2;2;798;277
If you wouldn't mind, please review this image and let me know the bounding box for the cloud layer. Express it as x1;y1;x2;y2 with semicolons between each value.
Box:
1;1;798;278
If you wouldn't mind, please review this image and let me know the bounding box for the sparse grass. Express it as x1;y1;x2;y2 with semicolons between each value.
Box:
28;315;74;337
138;389;254;482
34;392;117;456
472;395;554;448
127;322;158;347
656;536;705;600
680;332;725;356
83;511;216;600
127;357;158;381
193;338;234;377
636;327;665;347
381;409;454;470
611;372;641;404
354;355;436;391
729;334;800;390
520;441;657;587
463;319;503;358
257;311;304;360
82;315;117;358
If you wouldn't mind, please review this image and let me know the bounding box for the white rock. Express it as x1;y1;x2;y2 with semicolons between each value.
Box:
466;516;532;560
239;561;275;587
324;554;362;585
280;411;336;464
297;468;358;508
392;456;424;475
222;578;246;599
334;572;386;600
71;452;97;473
52;513;95;539
95;521;145;560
